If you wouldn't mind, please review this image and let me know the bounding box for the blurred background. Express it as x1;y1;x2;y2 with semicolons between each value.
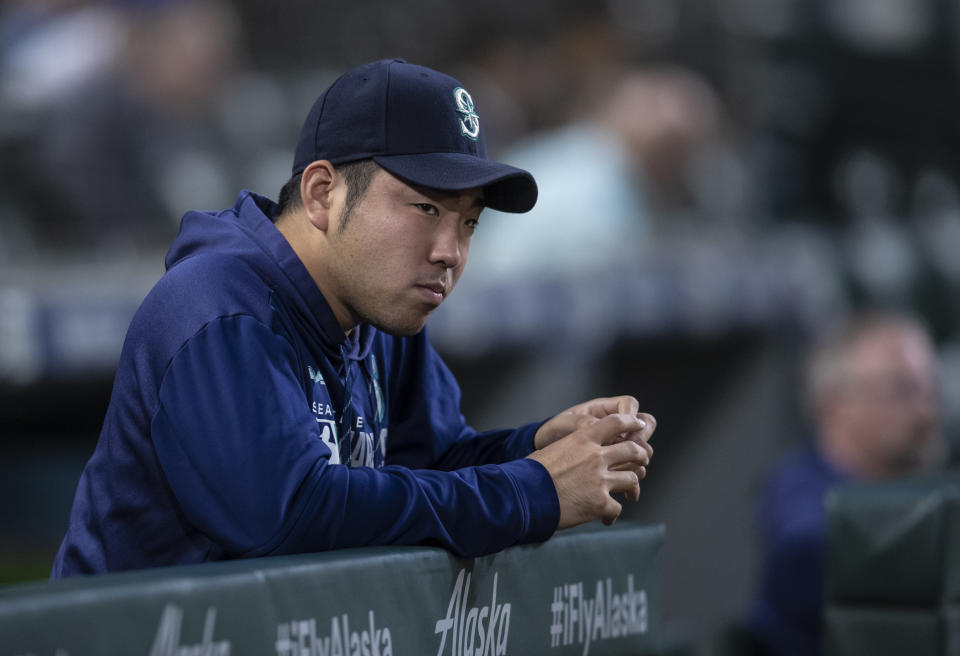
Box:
1;0;959;653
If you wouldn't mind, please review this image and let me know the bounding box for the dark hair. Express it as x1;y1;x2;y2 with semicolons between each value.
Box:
276;173;303;216
276;159;379;225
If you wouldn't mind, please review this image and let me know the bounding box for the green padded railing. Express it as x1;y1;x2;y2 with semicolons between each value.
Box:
825;473;960;656
0;521;665;656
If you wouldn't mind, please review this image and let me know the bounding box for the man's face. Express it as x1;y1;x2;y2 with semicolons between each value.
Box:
319;168;483;336
836;327;941;476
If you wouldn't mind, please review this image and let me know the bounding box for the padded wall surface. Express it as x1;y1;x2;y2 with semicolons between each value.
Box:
0;522;664;655
826;474;960;606
824;605;960;656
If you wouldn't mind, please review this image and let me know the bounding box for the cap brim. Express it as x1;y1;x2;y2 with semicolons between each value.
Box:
373;152;538;213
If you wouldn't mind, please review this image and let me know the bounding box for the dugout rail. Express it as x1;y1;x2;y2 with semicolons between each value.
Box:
825;472;960;655
0;521;664;656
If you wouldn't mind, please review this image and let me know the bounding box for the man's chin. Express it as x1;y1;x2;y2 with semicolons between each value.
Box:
371;315;429;338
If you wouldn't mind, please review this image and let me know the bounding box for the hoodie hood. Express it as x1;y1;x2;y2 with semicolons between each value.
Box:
164;190;375;361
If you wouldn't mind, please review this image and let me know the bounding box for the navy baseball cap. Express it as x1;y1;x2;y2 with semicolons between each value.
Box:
292;58;538;213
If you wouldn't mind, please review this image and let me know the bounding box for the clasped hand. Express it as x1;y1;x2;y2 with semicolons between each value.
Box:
528;396;656;530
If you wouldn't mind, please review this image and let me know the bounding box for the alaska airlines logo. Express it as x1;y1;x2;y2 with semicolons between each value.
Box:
434;569;511;656
149;603;230;656
453;87;480;140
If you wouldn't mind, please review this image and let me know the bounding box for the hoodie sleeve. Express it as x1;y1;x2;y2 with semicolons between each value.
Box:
383;330;549;471
150;315;558;559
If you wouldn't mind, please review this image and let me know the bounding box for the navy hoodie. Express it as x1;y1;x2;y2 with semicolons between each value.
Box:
52;191;559;577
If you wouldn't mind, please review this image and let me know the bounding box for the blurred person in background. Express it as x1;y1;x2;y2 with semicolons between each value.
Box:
0;0;125;110
467;65;721;279
743;311;943;655
19;0;239;253
455;63;724;428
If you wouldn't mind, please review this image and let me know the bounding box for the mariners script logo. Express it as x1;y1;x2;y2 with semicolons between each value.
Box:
434;569;511;656
453;88;480;140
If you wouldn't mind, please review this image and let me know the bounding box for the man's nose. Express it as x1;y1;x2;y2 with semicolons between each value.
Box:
429;221;462;269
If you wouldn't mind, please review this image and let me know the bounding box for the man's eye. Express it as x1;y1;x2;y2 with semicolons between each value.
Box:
465;218;480;230
415;203;439;215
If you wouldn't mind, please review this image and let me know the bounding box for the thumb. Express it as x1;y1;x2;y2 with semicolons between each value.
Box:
616;396;640;416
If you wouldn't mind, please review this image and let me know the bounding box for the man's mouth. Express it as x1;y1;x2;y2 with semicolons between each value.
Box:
416;281;447;304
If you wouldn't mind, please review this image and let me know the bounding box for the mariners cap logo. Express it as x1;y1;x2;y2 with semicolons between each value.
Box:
453;87;480;140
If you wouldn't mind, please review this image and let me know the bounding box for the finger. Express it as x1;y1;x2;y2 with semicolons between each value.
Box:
636;439;653;460
607;470;641;502
602;439;650;468
637;413;657;441
559;399;609;420
583;413;646;445
610;462;648;480
601;495;623;526
585;396;640;419
608;434;654;461
617;396;640;416
612;412;656;446
641;440;653;459
625;410;656;433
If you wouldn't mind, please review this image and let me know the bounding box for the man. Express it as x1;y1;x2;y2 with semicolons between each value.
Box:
745;312;942;655
52;59;656;578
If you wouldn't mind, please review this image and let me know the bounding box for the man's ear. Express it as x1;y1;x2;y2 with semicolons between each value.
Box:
300;160;339;232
